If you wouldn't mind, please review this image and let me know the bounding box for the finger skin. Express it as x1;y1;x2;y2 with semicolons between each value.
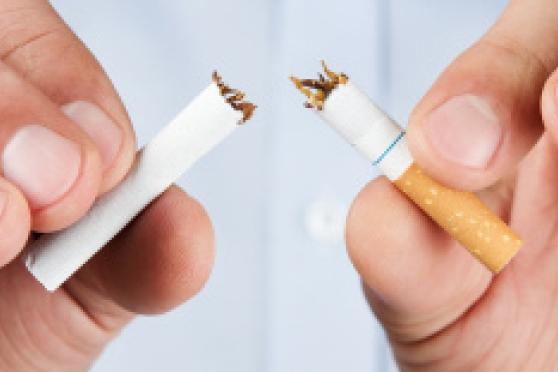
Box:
65;186;215;329
0;0;136;193
407;0;558;191
346;177;491;341
0;178;30;266
540;68;558;149
385;133;558;369
0;261;113;371
0;186;214;370
0;61;103;232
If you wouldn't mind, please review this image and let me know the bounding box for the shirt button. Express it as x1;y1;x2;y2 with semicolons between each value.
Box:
304;199;347;245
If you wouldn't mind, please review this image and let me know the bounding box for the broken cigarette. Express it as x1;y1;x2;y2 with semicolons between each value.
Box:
25;72;256;291
290;62;521;273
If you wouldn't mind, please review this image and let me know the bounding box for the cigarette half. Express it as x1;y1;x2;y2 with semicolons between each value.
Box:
25;72;256;291
290;62;521;273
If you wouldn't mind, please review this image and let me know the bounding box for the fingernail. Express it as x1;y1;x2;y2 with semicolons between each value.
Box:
2;125;81;209
422;95;502;169
62;101;122;171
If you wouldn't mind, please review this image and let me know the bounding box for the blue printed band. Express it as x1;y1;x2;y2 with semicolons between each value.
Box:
372;131;406;166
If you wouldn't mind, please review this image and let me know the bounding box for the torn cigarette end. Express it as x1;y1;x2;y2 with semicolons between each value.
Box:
290;62;522;273
212;70;256;123
289;61;348;110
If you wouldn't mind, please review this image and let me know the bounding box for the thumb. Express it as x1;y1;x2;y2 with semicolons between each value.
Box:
407;0;558;191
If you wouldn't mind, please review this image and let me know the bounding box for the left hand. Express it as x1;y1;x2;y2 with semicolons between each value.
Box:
0;2;215;370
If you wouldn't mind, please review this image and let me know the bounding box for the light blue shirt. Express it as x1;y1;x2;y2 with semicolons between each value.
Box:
51;1;506;371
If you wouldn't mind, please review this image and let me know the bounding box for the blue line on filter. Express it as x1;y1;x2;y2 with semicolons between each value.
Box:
372;131;406;166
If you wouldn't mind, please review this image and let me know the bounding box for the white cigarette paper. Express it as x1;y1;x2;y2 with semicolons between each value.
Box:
317;81;413;180
25;75;255;291
291;63;522;273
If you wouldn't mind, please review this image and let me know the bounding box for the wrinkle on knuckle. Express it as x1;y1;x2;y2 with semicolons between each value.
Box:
0;5;70;73
0;5;54;54
480;36;552;83
2;27;69;72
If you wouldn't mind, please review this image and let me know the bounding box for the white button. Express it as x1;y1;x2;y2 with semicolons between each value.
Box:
304;199;347;245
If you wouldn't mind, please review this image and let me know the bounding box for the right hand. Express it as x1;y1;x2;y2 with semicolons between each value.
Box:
347;0;558;369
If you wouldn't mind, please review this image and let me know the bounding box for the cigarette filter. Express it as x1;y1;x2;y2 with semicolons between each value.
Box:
290;62;521;273
25;72;256;291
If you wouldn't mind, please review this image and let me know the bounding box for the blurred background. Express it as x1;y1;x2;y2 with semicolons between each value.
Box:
50;1;506;371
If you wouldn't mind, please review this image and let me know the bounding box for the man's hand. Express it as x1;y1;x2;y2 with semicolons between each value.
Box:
0;1;214;370
347;0;558;370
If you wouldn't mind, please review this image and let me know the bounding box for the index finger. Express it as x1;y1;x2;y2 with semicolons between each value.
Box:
407;0;558;191
0;0;136;192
